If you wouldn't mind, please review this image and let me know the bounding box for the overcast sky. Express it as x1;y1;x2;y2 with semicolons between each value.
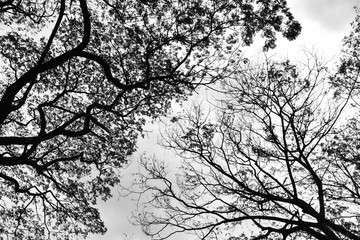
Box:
270;0;358;58
88;1;359;240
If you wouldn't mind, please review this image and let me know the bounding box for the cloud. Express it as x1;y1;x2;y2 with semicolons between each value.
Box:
289;0;358;33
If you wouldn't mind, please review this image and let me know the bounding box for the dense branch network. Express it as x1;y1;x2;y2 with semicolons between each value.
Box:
0;0;301;237
132;56;360;240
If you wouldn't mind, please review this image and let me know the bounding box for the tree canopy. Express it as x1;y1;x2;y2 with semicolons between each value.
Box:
0;0;301;238
131;10;360;237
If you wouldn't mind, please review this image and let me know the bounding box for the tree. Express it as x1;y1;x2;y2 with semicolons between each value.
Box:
132;55;360;239
0;0;301;238
332;6;360;102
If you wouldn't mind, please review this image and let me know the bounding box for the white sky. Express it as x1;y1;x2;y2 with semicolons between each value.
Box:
88;1;359;240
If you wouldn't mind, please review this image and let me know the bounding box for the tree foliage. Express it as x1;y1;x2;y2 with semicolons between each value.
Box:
0;0;301;238
133;54;360;239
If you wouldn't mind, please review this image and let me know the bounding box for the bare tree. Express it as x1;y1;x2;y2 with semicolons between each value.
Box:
132;55;360;239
